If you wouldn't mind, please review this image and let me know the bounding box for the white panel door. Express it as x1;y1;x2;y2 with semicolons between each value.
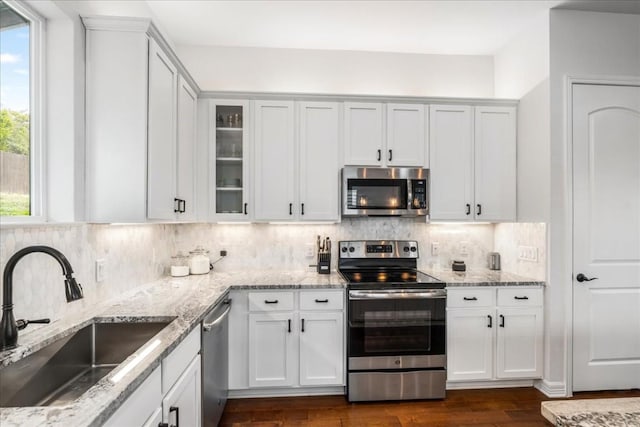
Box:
429;105;474;220
162;355;201;427
299;312;344;386
176;75;197;220
573;84;640;391
298;102;341;221
496;307;543;379
343;102;384;166
386;103;425;167
249;312;296;387
147;38;178;220
474;106;517;222
446;308;494;381
253;100;295;221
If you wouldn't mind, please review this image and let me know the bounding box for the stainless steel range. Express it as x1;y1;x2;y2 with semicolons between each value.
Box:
339;240;446;402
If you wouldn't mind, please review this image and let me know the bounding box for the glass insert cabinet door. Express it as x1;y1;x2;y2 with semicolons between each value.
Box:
211;100;250;219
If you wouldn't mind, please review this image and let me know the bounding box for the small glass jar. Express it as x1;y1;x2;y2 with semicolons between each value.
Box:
170;252;189;277
189;246;211;275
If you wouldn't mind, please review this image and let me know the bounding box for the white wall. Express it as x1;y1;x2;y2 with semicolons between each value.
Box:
177;45;495;98
548;9;640;395
494;11;549;99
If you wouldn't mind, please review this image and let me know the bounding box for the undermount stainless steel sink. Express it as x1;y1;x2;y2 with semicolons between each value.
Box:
0;319;173;407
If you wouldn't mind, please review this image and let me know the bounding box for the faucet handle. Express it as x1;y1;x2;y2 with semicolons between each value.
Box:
16;318;51;330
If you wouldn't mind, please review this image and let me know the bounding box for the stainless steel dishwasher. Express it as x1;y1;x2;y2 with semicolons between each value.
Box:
202;295;232;427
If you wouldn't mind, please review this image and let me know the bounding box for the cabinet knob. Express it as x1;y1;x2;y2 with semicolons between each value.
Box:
477;204;482;216
466;204;471;215
377;149;381;162
388;149;393;162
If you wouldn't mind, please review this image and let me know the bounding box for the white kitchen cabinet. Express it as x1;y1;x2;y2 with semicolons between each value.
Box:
84;17;198;223
253;100;296;221
210;100;251;220
142;407;162;427
429;105;516;222
162;355;202;427
176;76;198;220
104;366;162;427
248;312;297;387
446;287;543;383
299;311;344;386
252;101;341;222
344;102;426;167
231;289;345;395
386;103;426;167
343;102;384;166
147;38;178;220
446;308;494;381
298;102;341;221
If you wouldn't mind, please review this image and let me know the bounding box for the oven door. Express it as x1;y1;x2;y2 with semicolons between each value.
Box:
348;289;446;367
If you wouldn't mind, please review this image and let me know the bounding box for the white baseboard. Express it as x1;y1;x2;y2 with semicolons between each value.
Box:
535;379;568;398
229;386;345;399
446;379;534;390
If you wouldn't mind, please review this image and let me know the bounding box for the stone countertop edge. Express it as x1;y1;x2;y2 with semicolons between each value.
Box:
541;397;640;425
425;268;545;287
0;268;540;426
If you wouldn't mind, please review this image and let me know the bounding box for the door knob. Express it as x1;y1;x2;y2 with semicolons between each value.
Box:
576;273;598;282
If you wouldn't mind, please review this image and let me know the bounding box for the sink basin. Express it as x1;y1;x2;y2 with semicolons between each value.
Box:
0;319;173;407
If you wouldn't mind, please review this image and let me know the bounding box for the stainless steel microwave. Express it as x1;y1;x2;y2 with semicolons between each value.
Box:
342;167;429;217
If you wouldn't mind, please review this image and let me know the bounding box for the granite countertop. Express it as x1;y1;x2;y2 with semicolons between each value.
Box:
425;268;545;287
542;397;640;426
0;267;539;426
0;269;345;427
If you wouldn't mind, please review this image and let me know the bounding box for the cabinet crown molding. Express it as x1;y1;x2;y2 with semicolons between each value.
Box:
81;16;152;32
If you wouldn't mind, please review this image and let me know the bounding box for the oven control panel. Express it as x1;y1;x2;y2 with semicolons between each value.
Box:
339;240;419;258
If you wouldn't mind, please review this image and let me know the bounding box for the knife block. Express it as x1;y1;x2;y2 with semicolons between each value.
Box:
317;252;331;274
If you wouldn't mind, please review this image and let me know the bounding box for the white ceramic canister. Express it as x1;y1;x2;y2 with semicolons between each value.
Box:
189;246;211;275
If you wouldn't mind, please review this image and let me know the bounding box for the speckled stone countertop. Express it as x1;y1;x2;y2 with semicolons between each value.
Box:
0;270;345;427
425;268;545;287
541;397;640;426
0;267;539;426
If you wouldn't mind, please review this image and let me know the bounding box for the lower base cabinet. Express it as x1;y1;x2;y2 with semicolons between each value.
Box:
446;287;543;383
105;327;201;427
231;289;345;395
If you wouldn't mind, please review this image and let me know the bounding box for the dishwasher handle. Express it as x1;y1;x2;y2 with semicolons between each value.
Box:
203;299;232;332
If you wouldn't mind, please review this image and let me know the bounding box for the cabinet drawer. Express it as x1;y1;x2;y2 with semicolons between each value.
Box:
497;288;543;307
162;326;200;394
447;288;495;308
299;290;344;311
248;291;294;312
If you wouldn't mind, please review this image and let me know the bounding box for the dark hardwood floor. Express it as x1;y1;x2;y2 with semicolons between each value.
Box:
219;388;640;427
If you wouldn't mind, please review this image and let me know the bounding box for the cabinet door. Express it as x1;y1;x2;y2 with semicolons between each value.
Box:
496;307;543;379
147;38;178;220
211;100;251;220
141;407;162;427
344;102;384;166
474;106;516;221
429;105;474;220
446;308;494;381
253;100;295;220
162;355;202;427
104;366;162;427
386;103;425;167
299;312;344;386
249;312;296;387
298;102;341;221
176;75;197;220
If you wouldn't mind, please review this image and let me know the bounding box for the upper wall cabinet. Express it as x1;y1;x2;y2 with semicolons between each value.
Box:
84;17;198;223
344;102;426;167
209;100;251;221
252;100;341;222
429;105;516;222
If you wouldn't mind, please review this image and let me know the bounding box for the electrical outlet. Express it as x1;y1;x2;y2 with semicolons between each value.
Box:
431;242;440;256
460;241;469;256
305;244;315;258
95;259;105;283
518;246;539;262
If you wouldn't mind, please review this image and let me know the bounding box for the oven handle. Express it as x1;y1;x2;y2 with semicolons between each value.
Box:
349;289;446;299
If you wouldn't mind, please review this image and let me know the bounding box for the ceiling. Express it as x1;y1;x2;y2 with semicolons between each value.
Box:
63;0;640;56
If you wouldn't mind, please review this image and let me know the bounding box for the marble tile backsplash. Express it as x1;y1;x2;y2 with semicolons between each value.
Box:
0;220;546;329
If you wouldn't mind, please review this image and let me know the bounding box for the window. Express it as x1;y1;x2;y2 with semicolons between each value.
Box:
0;0;43;220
